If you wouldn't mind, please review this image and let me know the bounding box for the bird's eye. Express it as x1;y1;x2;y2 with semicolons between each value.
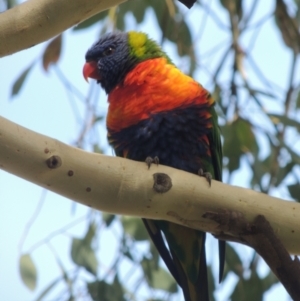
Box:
102;47;115;56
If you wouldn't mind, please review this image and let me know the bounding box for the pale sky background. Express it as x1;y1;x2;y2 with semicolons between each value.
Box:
0;0;295;300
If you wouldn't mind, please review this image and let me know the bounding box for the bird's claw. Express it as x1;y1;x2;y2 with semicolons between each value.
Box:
145;156;159;169
198;168;212;186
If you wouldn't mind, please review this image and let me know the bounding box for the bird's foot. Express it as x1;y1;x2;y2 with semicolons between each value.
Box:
198;168;212;187
145;156;159;169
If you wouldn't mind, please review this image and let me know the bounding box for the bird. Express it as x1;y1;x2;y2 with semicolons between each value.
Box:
83;31;224;301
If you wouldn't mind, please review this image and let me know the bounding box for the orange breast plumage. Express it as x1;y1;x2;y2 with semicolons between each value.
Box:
106;57;213;132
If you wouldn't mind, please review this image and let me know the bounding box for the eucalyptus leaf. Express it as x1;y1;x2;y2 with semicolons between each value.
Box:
122;216;149;241
87;276;126;301
288;183;300;202
11;62;35;98
19;254;37;291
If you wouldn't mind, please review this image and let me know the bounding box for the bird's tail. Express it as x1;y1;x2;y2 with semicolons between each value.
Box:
171;233;209;301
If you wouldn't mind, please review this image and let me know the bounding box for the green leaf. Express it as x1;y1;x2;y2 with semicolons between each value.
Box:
296;0;300;23
87;275;126;301
11;62;34;97
225;243;243;277
102;213;116;227
150;241;160;269
261;270;279;292
231;270;264;301
71;222;98;275
122;216;149;241
284;143;300;165
84;222;97;245
268;114;300;132
150;0;195;73
274;161;294;186
141;257;178;293
175;19;193;57
222;118;258;172
150;266;178;293
74;11;108;30
220;0;243;21
71;238;98;275
19;253;37;291
117;0;148;25
207;265;216;301
275;0;300;53
296;91;300;108
42;35;62;72
6;0;17;9
93;144;103;154
222;122;241;172
288;183;300;201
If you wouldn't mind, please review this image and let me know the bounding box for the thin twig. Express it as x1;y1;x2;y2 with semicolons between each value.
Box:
266;52;298;192
27;215;87;253
18;189;47;251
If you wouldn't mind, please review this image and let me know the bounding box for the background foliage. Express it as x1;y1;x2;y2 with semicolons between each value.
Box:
1;0;300;300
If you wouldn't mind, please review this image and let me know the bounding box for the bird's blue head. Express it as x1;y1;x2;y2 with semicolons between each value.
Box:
83;31;172;94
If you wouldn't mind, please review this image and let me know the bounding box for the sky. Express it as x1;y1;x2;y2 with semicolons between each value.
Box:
0;0;295;300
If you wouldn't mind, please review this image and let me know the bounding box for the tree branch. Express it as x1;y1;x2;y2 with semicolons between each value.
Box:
206;212;300;300
0;0;126;57
0;115;300;254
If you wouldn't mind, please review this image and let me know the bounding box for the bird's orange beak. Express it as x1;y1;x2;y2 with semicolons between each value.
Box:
83;61;101;82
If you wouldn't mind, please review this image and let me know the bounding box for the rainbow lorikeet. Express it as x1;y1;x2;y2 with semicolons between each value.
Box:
83;31;224;301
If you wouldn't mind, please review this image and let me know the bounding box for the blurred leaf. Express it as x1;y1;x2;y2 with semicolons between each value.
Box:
269;114;300;132
42;35;62;72
261;270;279;292
207;265;216;301
220;0;243;21
84;222;97;245
231;270;264;301
296;91;300;108
71;238;98;275
296;0;300;23
102;213;115;227
116;10;125;31
95;115;104;123
274;161;294;186
275;0;300;53
93;144;103;154
87;275;126;301
284;143;300;165
222;123;241;172
5;0;17;9
71;222;98;275
19;254;37;291
122;216;149;241
141;257;178;293
174;19;193;57
222;118;258;172
11;62;34;97
177;0;196;8
151;0;195;74
225;243;243;277
150;241;160;269
123;249;134;261
250;146;275;188
34;277;61;301
117;0;148;25
74;10;108;30
288;183;300;201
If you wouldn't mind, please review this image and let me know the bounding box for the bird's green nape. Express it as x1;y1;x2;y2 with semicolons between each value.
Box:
127;31;173;64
